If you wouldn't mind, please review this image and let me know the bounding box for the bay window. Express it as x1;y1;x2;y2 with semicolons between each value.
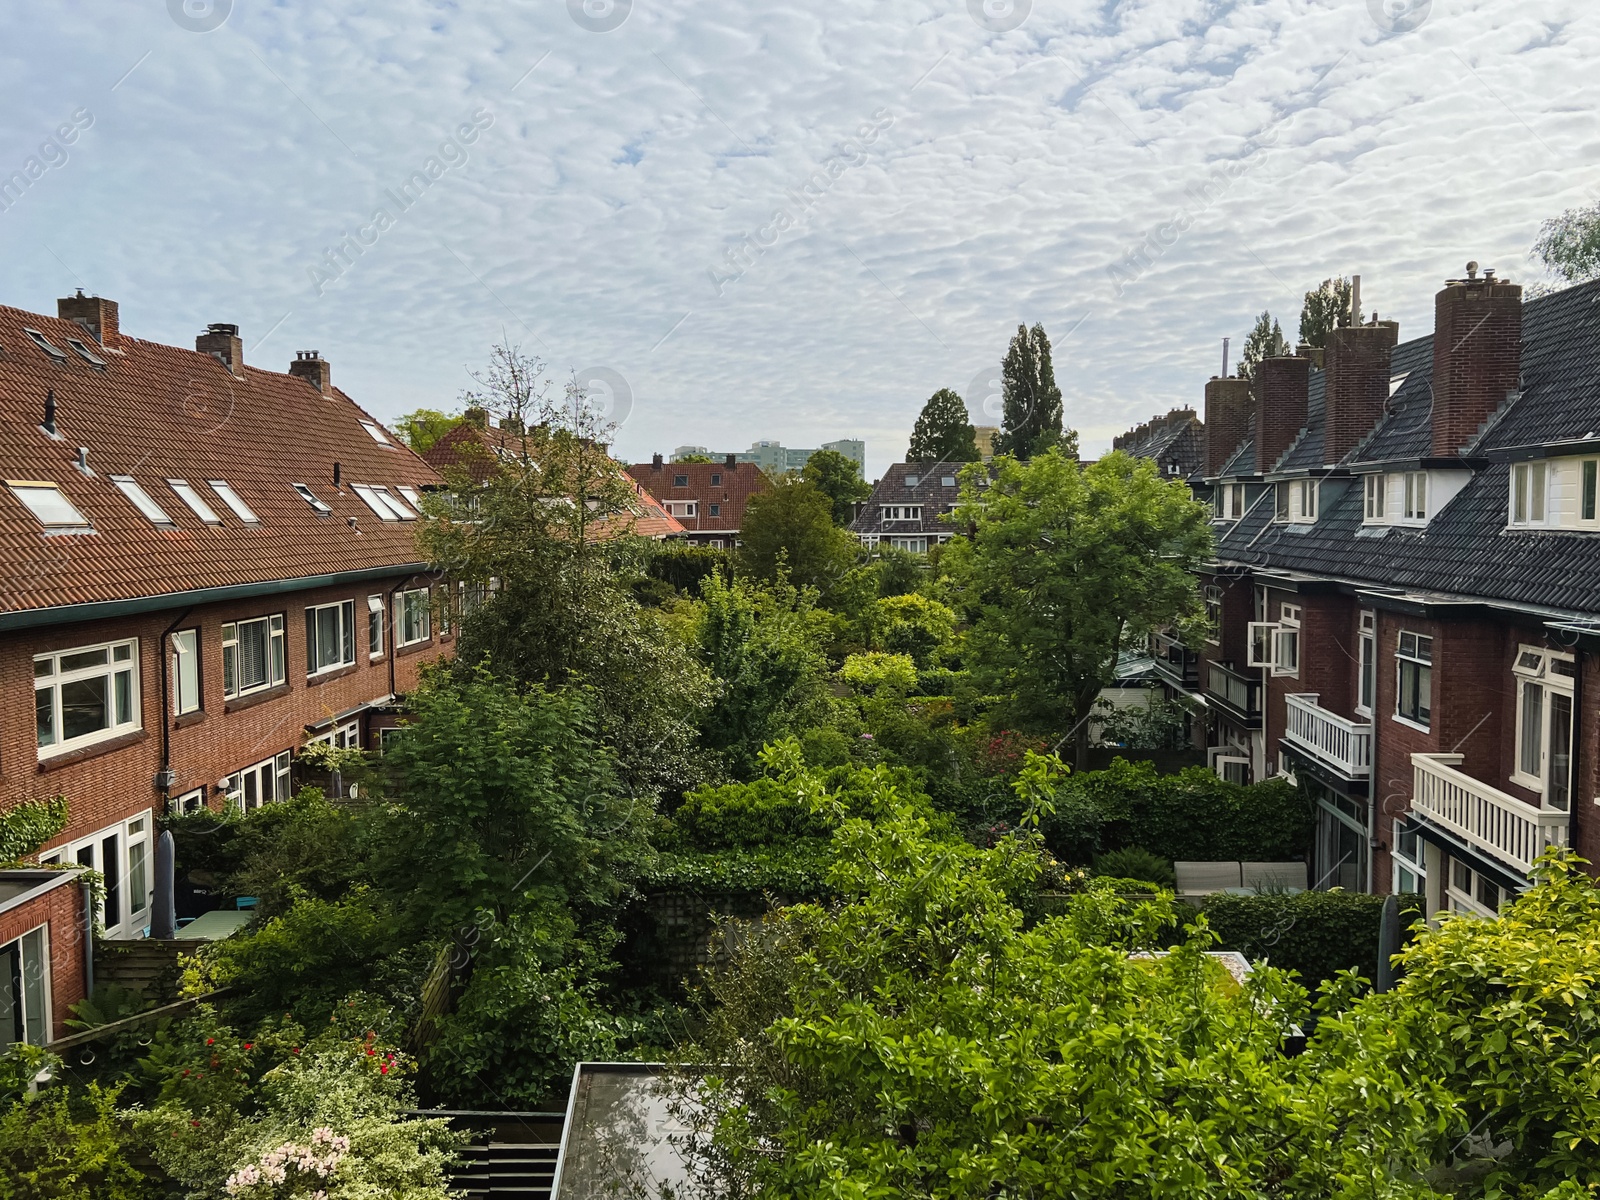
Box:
305;600;357;675
223;615;286;698
34;638;140;757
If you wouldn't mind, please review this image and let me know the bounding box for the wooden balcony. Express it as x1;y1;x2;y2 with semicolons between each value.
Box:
1411;753;1570;876
1205;660;1261;724
1284;694;1372;779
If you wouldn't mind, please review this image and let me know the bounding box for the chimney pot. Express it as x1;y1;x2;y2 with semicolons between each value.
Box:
75;446;91;476
1466;261;1479;280
333;461;342;488
42;389;57;437
288;349;332;396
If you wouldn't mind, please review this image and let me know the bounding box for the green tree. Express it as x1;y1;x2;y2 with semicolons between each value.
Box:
395;408;466;455
674;452;715;463
737;478;860;601
869;592;957;667
1298;278;1362;349
907;388;980;463
1534;202;1600;285
694;571;833;778
799;447;871;526
1238;310;1289;380
419;343;710;796
944;449;1213;766
994;323;1069;460
676;797;1450;1198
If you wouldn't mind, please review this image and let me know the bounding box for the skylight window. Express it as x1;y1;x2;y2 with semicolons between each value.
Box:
66;338;107;368
292;482;333;514
9;480;89;528
208;480;259;524
23;328;67;361
168;479;221;524
351;483;400;520
396;485;422;508
359;420;392;445
373;485;416;519
110;476;175;526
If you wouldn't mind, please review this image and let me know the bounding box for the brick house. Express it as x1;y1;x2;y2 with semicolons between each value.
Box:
627;454;770;548
1149;264;1600;914
2;868;89;1044
850;462;976;552
0;293;449;949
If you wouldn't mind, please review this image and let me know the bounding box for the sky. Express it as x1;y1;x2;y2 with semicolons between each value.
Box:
1;0;1595;481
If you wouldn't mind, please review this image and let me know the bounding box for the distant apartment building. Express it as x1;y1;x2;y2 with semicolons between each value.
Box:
671;439;866;479
628;454;771;548
1125;263;1600;918
0;293;449;966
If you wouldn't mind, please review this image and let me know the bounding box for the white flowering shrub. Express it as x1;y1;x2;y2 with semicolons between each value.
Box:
134;1000;464;1200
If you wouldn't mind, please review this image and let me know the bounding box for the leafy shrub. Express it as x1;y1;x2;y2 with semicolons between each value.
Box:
648;543;730;595
669;778;833;850
1093;847;1175;889
0;794;68;863
644;844;834;896
1044;758;1312;864
870;594;957;667
1202;890;1425;993
913;666;963;696
841;652;917;696
0;1082;152;1199
136;1002;463;1200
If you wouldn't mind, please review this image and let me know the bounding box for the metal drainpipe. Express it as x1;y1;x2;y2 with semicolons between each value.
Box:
156;607;195;808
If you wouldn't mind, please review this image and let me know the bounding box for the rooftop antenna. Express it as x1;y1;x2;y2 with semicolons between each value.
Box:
1221;337;1230;378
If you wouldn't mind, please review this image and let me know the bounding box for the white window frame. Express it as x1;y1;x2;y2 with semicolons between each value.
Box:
306;720;360;750
1356;610;1376;717
367;594;385;659
1204;585;1223;646
888;536;928;552
111;476;176;526
171;628;201;715
1;924;51;1046
172;787;206;815
8;480;90;530
167;479;221;524
880;505;924;522
207;480;259;524
37;811;152;939
292;482;333;514
1213;753;1250;785
1247;621;1277;668
34;637;141;758
1392;823;1426;897
1401;471;1427;522
1395;630;1433;731
305;599;357;676
1581;459;1599;526
1446;857;1503;918
1271;622;1300;678
222;751;293;813
1363;474;1385;523
1274;479;1317;524
1511;645;1576;809
1510;461;1548;527
396;587;432;647
664;500;698;519
222;614;287;699
359;419;391;445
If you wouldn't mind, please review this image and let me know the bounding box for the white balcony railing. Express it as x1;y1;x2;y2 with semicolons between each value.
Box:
1284;694;1372;778
1411;753;1570;876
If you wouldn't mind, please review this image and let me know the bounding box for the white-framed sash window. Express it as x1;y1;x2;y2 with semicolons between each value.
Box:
34;638;140;758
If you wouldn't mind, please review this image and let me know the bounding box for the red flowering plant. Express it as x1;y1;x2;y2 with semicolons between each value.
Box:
980;729;1049;777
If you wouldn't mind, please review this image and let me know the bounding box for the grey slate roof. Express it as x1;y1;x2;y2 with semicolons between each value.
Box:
851;461;972;539
1213;278;1600;617
1219;437;1257;479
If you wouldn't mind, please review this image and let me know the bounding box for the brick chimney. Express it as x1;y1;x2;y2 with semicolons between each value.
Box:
1204;377;1254;476
1323;319;1399;463
1253;355;1311;474
57;291;119;346
288;350;331;395
1431;264;1523;456
463;406;489;428
196;323;244;376
724;453;737;469
651;453;663;470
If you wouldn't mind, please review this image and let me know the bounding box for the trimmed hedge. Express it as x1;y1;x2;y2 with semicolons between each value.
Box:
644;843;832;895
1202;890;1426;992
1044;758;1313;865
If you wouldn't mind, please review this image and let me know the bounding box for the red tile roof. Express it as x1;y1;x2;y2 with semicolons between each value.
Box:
626;459;771;534
424;421;687;540
0;300;441;619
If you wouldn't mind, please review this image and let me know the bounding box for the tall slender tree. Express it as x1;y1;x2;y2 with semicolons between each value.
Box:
906;388;980;463
1298;278;1362;349
1534;202;1600;285
994;323;1067;460
1238;311;1289;381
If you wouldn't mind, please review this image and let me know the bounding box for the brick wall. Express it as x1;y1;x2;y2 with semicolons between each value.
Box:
1203;378;1253;476
1431;276;1523;456
2;574;450;854
0;874;88;1040
1253;356;1310;475
1324;321;1399;463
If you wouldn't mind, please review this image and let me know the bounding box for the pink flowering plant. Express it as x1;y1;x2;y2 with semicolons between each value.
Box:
133;996;463;1200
